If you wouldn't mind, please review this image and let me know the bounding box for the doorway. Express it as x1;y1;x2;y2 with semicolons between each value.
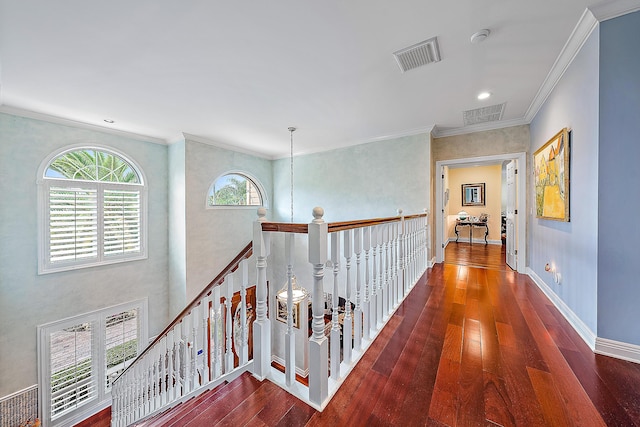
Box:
435;152;526;273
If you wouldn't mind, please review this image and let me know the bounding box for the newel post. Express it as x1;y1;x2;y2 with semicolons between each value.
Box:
253;207;271;379
308;207;328;406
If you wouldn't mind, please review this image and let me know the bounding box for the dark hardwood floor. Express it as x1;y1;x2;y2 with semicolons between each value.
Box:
445;241;509;271
85;244;640;426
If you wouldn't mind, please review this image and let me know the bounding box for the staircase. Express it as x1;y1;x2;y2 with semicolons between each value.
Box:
132;372;316;426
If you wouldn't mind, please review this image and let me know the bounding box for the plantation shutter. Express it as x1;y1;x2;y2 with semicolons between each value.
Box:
49;323;97;419
103;189;141;256
105;309;139;391
49;187;98;263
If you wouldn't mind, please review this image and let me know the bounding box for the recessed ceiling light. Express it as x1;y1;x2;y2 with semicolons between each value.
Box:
104;119;115;124
477;92;491;100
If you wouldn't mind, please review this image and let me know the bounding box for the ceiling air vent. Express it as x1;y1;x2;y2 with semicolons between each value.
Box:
393;37;441;72
463;103;506;126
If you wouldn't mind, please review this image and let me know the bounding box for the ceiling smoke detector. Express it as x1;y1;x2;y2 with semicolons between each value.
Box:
393;37;441;72
463;103;505;126
470;29;490;44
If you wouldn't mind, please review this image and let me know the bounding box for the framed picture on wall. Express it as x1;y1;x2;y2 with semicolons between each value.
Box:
276;298;300;328
533;128;570;221
461;183;485;206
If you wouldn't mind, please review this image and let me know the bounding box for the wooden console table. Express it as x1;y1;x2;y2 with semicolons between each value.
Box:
455;219;489;244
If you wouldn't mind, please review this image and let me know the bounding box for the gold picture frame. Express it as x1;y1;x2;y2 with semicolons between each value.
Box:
534;128;570;221
462;183;485;206
276;298;300;328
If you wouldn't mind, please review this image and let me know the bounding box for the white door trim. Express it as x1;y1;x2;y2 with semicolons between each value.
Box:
435;152;527;273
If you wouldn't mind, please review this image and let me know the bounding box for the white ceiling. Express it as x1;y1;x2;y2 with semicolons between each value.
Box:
0;0;625;158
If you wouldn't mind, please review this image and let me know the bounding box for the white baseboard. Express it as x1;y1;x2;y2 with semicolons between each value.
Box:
428;257;436;268
447;237;502;245
595;338;640;364
526;268;597;350
271;355;309;378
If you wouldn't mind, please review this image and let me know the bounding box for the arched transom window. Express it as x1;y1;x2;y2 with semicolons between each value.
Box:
38;147;147;273
207;172;264;207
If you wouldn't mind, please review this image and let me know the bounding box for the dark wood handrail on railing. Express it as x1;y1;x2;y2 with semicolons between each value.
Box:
115;241;253;381
260;212;427;234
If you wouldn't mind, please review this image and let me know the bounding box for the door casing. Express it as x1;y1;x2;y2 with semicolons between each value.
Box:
434;152;527;273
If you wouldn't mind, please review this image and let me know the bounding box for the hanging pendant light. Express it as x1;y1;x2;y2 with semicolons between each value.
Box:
277;127;309;305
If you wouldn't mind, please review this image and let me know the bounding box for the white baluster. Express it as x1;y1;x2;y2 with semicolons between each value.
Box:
285;233;296;387
308;207;328;406
112;382;118;426
343;228;353;364
377;225;384;326
211;286;222;379
139;362;145;418
415;217;420;281
200;295;210;384
127;367;133;423
370;225;378;332
423;210;429;273
134;363;142;420
158;337;167;408
183;314;192;394
388;222;395;311
166;328;175;402
411;218;420;285
362;226;371;340
353;227;363;351
409;218;416;285
382;224;389;318
145;348;152;415
395;220;404;300
112;382;119;426
191;309;200;389
225;276;234;373
174;323;183;398
330;231;341;380
391;220;398;307
239;259;249;365
112;383;117;426
253;207;271;379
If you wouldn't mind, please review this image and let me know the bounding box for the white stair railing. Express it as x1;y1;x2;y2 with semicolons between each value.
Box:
111;244;254;427
112;207;428;424
254;207;429;410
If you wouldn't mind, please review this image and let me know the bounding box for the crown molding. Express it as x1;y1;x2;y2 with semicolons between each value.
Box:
432;117;528;138
272;125;436;160
524;8;599;123
438;1;639;138
182;133;273;160
0;104;167;145
590;0;640;21
359;124;435;145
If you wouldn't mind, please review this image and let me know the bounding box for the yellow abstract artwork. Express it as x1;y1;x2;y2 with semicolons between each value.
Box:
534;128;570;221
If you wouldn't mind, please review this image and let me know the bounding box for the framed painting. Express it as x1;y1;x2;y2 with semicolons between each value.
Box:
462;183;485;206
276;298;300;328
533;128;570;221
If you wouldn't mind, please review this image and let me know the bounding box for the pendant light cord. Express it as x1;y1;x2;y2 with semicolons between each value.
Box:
288;127;296;223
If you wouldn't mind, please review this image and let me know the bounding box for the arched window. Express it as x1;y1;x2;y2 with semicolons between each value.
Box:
207;172;265;207
38;147;147;273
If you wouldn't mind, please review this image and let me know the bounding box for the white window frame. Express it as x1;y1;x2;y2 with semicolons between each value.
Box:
37;299;148;427
206;170;268;209
37;145;148;274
